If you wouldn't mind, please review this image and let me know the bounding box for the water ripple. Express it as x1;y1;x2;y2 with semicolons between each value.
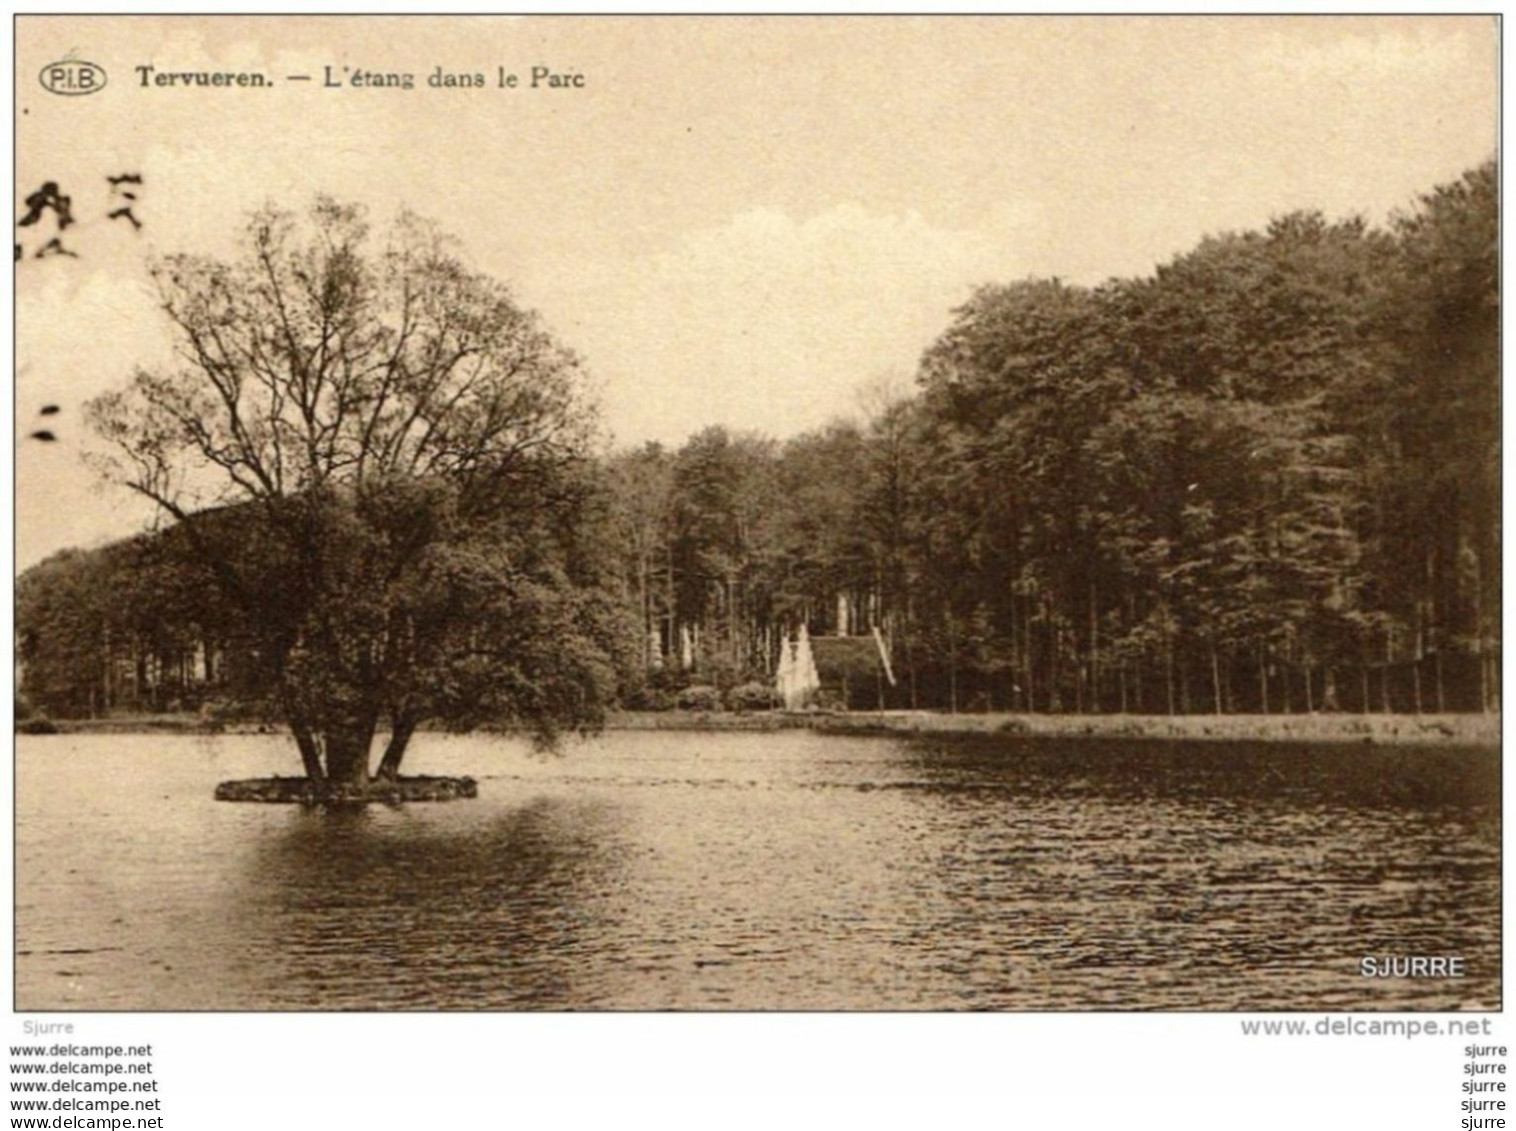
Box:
16;730;1499;1011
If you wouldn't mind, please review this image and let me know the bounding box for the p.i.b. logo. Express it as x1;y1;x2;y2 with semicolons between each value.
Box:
39;51;107;96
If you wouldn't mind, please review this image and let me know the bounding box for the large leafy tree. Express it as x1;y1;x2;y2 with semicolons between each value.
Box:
17;549;116;718
668;426;778;674
603;442;678;669
1373;160;1500;710
889;167;1491;716
87;199;613;794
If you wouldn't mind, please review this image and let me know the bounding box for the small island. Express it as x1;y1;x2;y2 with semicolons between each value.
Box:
213;774;477;804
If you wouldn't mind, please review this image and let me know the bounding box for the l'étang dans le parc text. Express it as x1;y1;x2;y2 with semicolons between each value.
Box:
134;64;587;91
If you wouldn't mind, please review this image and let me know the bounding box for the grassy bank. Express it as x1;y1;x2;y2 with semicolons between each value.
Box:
29;709;1500;746
607;709;1501;746
36;714;271;736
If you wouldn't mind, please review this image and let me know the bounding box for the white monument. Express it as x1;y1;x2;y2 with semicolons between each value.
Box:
776;623;821;710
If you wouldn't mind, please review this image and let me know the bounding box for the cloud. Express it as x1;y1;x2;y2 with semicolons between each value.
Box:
1252;20;1481;81
542;202;1034;446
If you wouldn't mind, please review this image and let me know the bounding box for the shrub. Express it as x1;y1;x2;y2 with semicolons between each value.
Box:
811;688;842;711
625;685;677;712
696;654;746;694
645;664;690;693
726;681;776;712
675;684;723;712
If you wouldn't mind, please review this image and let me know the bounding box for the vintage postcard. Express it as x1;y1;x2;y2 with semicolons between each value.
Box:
10;10;1502;1120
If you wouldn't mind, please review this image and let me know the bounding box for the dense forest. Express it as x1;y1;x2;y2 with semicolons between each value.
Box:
19;160;1498;719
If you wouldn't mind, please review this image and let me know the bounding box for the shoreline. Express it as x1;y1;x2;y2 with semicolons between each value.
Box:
608;709;1500;746
30;709;1501;746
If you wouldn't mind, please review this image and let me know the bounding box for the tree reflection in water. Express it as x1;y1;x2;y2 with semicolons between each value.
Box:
227;797;632;1009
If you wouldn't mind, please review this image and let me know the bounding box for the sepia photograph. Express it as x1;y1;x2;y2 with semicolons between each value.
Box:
12;9;1499;1035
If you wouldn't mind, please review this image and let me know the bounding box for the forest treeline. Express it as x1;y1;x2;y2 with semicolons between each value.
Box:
19;161;1498;718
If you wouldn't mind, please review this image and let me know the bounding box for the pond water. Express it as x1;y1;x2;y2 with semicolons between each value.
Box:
15;729;1499;1011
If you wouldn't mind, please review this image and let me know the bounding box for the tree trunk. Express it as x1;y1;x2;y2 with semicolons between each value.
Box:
1008;596;1021;712
1164;636;1175;717
1049;618;1062;712
1023;607;1036;713
1073;637;1083;715
665;539;677;670
322;715;377;792
638;550;650;668
375;715;418;781
290;719;326;785
1088;579;1100;713
1322;668;1339;712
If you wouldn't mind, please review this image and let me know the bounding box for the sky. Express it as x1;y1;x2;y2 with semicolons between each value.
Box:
14;14;1499;569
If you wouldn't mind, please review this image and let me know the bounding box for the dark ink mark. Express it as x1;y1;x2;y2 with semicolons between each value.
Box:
34;238;77;259
108;174;144;230
39;404;60;415
19;182;73;229
29;431;57;442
